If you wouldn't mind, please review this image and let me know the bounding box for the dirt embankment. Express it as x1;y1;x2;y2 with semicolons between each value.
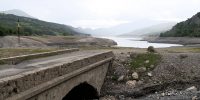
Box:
144;37;200;46
0;36;117;48
100;48;200;100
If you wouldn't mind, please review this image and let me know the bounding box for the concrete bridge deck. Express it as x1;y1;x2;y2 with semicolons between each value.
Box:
0;50;110;79
0;49;114;100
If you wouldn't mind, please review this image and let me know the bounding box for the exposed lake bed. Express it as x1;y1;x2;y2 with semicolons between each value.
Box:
100;47;200;100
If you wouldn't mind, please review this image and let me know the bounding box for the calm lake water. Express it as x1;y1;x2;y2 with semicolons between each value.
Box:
103;37;182;48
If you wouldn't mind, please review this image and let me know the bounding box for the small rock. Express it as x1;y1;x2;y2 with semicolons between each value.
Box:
170;63;174;66
186;86;197;91
132;72;139;80
137;67;147;72
120;59;126;64
100;95;116;100
192;96;197;100
117;75;125;82
150;65;154;68
126;80;137;87
161;93;165;96
166;93;172;96
127;55;130;57
147;72;153;77
118;95;125;100
145;60;150;64
179;54;188;59
137;80;143;85
127;70;130;73
130;53;137;58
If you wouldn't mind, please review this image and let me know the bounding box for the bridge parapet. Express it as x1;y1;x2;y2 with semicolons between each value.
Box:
0;50;114;100
0;48;79;65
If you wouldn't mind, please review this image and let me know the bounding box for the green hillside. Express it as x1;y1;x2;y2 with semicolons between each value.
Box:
0;13;85;36
160;12;200;37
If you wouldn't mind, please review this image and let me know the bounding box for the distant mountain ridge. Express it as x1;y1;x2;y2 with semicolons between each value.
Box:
160;12;200;37
0;9;35;18
119;22;176;37
78;20;176;37
0;14;87;36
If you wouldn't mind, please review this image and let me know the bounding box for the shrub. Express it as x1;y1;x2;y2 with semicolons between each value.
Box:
130;53;161;70
147;46;156;53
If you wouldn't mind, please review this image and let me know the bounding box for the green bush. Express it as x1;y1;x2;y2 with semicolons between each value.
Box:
130;53;161;70
147;46;156;53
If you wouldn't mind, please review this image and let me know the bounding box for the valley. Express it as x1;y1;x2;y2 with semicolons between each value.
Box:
0;6;200;100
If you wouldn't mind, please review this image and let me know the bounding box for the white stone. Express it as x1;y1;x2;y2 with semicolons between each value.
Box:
117;75;125;82
150;65;154;68
132;72;139;80
192;96;197;100
137;67;147;72
161;93;165;96
147;72;153;77
126;80;137;87
186;86;197;91
145;60;150;64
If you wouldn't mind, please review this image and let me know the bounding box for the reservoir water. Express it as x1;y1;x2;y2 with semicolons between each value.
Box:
103;37;182;48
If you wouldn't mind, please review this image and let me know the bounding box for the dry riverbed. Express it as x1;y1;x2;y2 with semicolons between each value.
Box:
100;47;200;100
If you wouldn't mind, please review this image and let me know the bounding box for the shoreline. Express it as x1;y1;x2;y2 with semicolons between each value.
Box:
143;37;200;46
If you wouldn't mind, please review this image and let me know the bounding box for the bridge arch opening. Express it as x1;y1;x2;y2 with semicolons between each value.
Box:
62;82;99;100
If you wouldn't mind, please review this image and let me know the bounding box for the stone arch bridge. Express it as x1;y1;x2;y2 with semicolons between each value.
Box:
0;49;114;100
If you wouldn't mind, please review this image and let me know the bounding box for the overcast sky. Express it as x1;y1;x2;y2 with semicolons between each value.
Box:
0;0;200;29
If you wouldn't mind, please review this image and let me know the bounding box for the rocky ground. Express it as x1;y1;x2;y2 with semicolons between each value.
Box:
100;47;200;100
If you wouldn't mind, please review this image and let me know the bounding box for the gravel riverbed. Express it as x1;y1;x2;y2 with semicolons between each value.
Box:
100;48;200;100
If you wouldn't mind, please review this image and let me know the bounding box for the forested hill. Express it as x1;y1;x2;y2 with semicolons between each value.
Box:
0;13;87;36
160;12;200;37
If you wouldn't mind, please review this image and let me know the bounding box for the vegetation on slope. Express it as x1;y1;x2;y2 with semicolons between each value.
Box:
0;13;85;36
160;12;200;37
130;53;161;70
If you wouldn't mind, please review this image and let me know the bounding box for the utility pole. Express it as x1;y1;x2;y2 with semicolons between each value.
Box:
17;18;20;44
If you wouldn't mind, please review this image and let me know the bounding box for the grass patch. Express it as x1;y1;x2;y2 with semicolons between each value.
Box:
164;47;200;53
188;48;200;52
62;36;77;40
0;48;56;59
130;53;161;70
0;60;6;65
